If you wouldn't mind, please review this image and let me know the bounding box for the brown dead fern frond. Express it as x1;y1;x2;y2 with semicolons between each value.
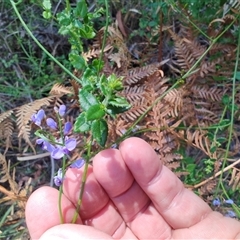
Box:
83;45;112;62
0;119;14;154
15;96;57;153
50;83;73;95
0;110;13;123
190;85;224;101
124;62;164;85
185;129;212;157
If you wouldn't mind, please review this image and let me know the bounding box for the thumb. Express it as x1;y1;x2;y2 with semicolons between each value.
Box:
39;224;113;240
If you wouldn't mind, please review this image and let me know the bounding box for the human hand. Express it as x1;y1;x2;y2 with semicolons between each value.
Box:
26;137;240;239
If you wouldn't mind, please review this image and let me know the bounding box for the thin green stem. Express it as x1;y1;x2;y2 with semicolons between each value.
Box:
71;140;92;223
216;16;240;194
10;0;81;83
182;17;237;80
97;0;109;79
165;0;211;40
113;79;182;146
65;0;70;13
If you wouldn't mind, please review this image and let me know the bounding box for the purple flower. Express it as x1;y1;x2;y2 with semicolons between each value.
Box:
31;109;45;126
225;210;236;218
70;158;85;168
54;105;66;117
59;105;66;117
224;199;234;205
46;118;57;130
51;138;77;159
36;138;55;152
111;143;118;149
54;168;63;186
63;122;72;135
212;198;221;207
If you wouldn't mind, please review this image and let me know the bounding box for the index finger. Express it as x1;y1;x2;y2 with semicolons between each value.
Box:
119;137;212;229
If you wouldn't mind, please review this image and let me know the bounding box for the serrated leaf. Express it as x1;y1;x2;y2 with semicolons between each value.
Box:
57;11;71;26
91;119;108;147
106;105;131;116
98;75;108;95
79;88;99;111
74;112;90;132
108;97;131;108
86;104;105;121
69;54;87;70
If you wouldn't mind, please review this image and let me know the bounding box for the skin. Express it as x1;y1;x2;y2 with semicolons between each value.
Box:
26;137;240;239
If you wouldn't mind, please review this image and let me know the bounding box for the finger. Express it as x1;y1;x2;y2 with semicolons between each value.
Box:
119;137;212;229
173;211;240;239
26;186;82;240
39;224;113;240
63;166;133;238
93;144;172;239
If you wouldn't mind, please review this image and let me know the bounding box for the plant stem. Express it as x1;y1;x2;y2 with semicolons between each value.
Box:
216;15;240;195
10;0;81;83
71;140;92;223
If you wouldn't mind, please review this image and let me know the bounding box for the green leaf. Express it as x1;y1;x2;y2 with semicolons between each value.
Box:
92;59;104;72
79;25;95;39
74;0;88;18
107;74;123;91
74;112;90;132
236;71;240;81
106;105;130;116
108;97;131;108
57;11;71;26
43;11;52;19
98;75;108;95
79;88;99;111
43;0;52;10
222;94;230;105
69;54;87;69
86;104;105;121
91;119;108;147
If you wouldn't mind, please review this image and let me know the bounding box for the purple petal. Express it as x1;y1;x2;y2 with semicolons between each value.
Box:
225;210;236;218
43;141;55;152
212;198;221;207
46;118;57;129
59;105;66;117
63;122;72;135
224;199;234;205
51;148;64;159
36;138;44;144
54;168;63;186
65;138;76;151
31;109;45;126
70;159;85;169
36;139;55;153
111;143;118;149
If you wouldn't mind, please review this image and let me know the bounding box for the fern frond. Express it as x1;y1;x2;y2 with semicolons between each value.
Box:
0;110;13;123
0;119;14;154
186;129;212;157
50;83;73;95
15;96;56;153
191;85;224;101
83;45;113;62
124;63;162;85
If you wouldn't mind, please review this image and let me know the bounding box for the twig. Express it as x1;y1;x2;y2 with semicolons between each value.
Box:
192;158;240;189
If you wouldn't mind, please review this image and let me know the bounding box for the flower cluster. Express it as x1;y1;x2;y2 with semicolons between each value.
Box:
31;105;85;186
212;197;236;218
32;105;76;160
